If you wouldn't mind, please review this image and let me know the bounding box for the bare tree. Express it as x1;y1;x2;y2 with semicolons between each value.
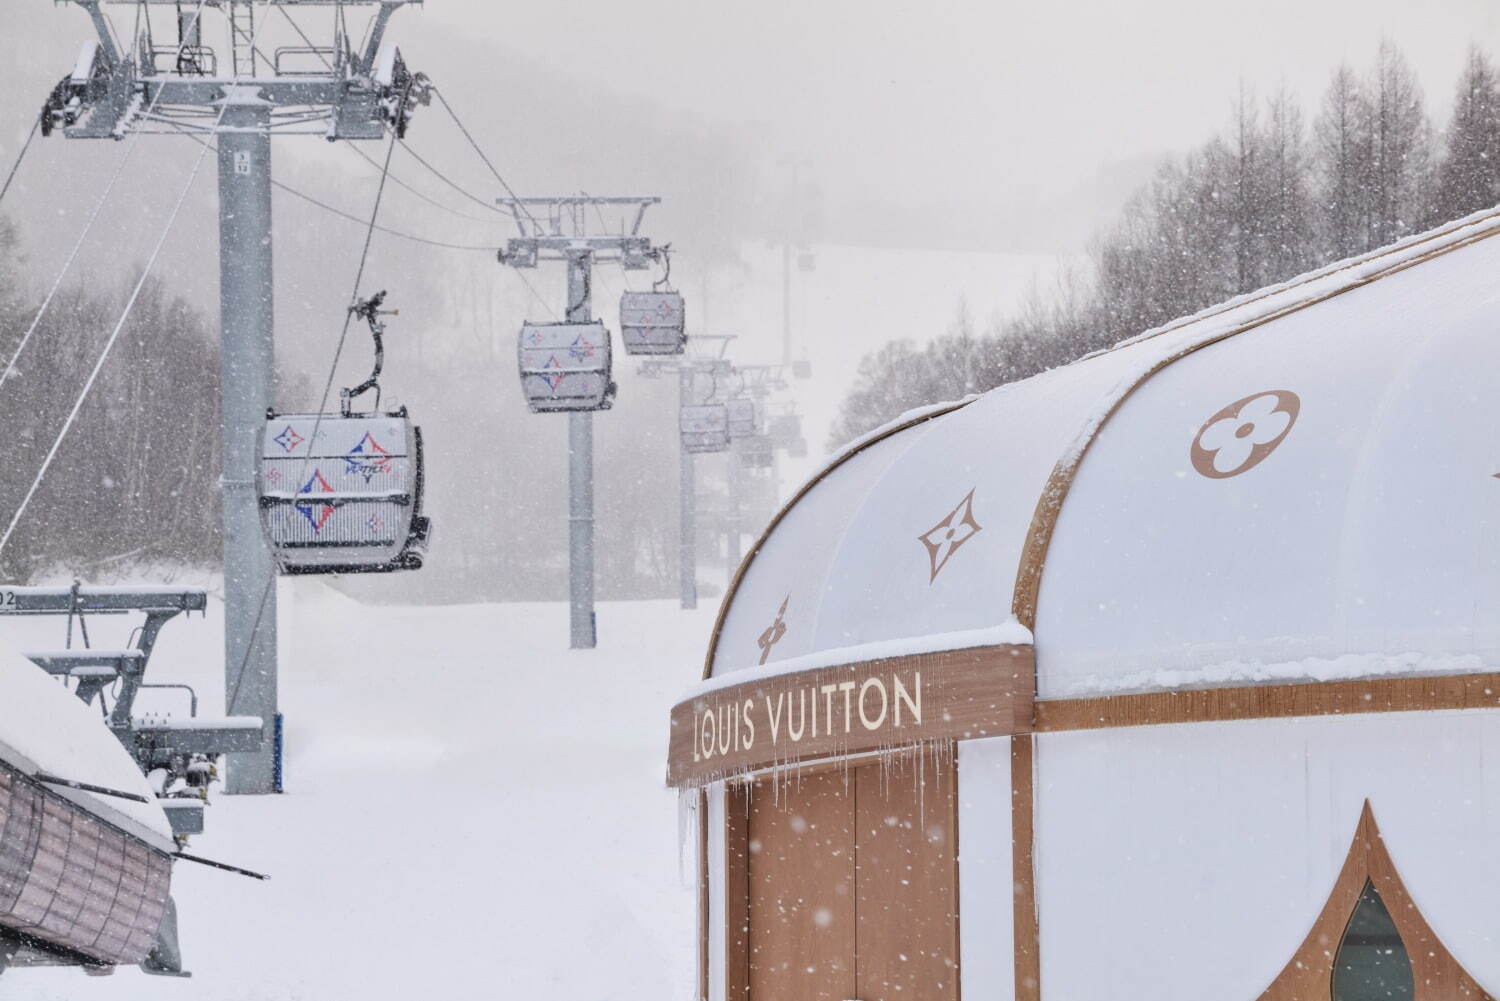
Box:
1433;45;1500;224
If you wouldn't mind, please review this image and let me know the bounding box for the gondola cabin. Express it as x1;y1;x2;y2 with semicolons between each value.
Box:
517;321;615;412
682;404;731;454
258;412;429;574
620;290;687;355
666;211;1500;1001
726;398;760;439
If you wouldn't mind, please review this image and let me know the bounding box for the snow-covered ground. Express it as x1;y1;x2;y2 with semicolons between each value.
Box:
2;580;710;1000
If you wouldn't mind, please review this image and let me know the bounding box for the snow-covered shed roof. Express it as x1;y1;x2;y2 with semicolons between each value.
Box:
702;208;1500;700
0;645;174;851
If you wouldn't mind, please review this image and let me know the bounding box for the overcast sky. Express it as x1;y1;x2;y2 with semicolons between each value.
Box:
5;0;1499;258
413;0;1500;248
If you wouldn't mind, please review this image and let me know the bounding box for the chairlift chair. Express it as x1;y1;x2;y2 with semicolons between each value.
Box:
258;292;432;575
517;321;615;412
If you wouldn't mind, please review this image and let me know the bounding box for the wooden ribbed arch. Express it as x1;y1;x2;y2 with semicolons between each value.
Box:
1259;801;1491;1001
1010;220;1500;630
700;401;971;680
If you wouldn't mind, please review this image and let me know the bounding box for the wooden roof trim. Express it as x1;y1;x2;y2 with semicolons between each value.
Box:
701;401;974;680
1010;221;1500;630
1033;669;1500;731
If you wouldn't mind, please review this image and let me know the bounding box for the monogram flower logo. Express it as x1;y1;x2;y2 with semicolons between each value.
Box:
1190;391;1300;479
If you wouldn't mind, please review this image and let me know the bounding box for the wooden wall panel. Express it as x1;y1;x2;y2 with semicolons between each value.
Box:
854;761;959;1001
748;771;857;1001
1010;736;1039;1001
725;785;751;1001
698;788;710;1001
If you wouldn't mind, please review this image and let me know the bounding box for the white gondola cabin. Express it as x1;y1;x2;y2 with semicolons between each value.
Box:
619;290;687;355
681;404;730;454
736;434;773;469
518;321;615;412
725;398;759;439
666;210;1500;1001
259;412;430;575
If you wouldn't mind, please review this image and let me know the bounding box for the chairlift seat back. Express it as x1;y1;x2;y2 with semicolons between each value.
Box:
259;413;429;574
619;291;686;355
681;404;730;454
518;321;614;412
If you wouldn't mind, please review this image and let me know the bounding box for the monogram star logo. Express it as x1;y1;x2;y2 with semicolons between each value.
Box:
273;424;305;453
757;596;789;665
918;488;982;583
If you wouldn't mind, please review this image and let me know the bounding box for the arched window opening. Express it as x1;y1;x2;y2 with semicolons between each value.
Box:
1257;802;1492;1001
1332;881;1414;1001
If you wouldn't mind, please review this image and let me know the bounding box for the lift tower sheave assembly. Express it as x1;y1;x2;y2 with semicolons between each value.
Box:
500;196;666;649
43;0;427;795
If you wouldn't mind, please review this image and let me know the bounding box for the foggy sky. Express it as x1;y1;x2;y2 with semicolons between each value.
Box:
421;0;1500;251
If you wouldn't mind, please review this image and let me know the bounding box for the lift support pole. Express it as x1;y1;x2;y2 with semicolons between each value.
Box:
43;0;427;794
497;196;664;649
565;251;597;649
678;366;698;611
218;90;279;794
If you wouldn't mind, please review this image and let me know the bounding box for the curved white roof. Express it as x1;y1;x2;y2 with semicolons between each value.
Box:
704;208;1500;699
0;646;174;851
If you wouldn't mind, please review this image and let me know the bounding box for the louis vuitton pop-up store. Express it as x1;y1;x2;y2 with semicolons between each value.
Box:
666;209;1500;1001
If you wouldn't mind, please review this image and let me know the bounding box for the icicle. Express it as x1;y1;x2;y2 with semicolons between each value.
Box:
676;787;694;887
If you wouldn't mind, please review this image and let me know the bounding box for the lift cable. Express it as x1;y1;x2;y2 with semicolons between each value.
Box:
0;0;214;398
0;118;40;209
428;86;538;228
273;178;498;250
395;140;510;217
342;140;500;226
167;126;499;251
0;128;215;560
268;4;500;230
225;86;407;717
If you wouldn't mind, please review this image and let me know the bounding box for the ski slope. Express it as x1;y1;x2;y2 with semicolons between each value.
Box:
2;581;708;1000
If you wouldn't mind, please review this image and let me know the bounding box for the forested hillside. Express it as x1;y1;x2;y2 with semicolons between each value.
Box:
830;42;1500;446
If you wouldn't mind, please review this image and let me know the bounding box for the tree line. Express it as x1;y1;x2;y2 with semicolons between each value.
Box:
0;217;227;580
830;42;1500;447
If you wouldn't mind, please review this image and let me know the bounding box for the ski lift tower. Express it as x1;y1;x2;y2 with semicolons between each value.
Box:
41;0;428;795
499;196;665;649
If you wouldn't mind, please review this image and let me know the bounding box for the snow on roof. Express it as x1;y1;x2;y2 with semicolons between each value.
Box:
706;206;1500;698
0;646;174;851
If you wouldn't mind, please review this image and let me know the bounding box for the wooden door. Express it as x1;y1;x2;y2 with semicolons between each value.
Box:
854;764;959;1001
740;760;959;1001
747;770;857;1001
